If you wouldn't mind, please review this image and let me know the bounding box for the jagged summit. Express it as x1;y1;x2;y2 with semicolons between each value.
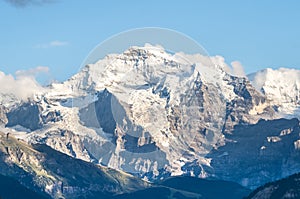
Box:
48;45;244;105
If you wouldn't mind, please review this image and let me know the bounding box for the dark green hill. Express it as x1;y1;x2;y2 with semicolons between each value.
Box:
0;173;48;199
114;176;251;199
0;132;148;199
246;172;300;199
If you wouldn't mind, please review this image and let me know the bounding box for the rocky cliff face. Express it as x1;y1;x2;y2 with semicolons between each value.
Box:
5;102;43;131
222;74;275;133
0;105;7;126
208;118;300;189
5;101;62;131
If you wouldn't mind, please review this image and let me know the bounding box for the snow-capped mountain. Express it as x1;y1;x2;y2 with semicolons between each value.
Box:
0;45;299;190
248;68;300;118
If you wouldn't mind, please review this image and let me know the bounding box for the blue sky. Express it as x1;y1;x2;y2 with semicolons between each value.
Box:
0;0;299;82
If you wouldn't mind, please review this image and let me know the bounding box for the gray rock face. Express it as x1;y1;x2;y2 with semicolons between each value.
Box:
6;102;43;131
222;74;275;133
79;89;116;134
0;105;7;125
5;102;62;131
42;110;62;124
207;118;300;189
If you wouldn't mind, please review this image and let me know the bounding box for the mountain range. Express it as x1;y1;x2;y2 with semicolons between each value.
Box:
0;45;299;198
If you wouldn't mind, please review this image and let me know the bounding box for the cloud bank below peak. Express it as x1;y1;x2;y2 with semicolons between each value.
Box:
179;52;246;78
0;66;49;101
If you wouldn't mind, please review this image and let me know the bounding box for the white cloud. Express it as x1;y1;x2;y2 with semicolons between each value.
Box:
15;66;49;77
176;52;246;77
0;66;49;101
34;40;68;48
49;40;68;47
230;61;246;77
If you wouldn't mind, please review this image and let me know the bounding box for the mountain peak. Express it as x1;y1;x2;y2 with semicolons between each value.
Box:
248;68;300;118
